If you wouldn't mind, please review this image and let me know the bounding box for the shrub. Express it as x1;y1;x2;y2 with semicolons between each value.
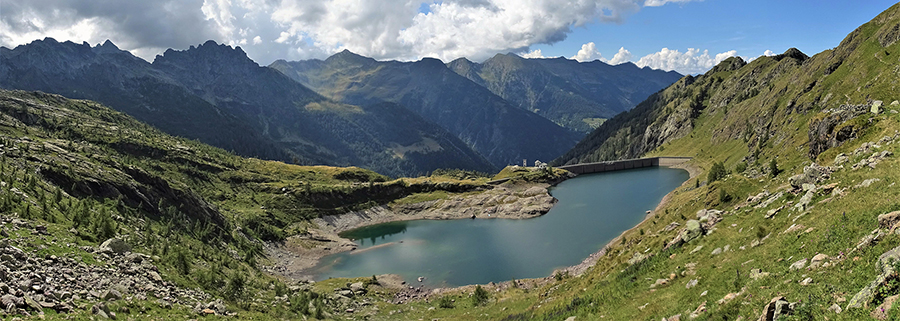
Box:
718;188;732;203
756;226;768;239
225;271;246;301
438;296;455;309
769;159;780;177
472;285;489;306
707;162;727;183
734;162;747;173
364;275;380;287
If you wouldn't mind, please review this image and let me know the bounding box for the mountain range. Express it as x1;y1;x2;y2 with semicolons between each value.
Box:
0;38;679;177
0;39;494;177
272;51;578;168
448;53;682;133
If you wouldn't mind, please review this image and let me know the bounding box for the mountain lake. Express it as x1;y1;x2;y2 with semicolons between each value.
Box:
310;166;689;287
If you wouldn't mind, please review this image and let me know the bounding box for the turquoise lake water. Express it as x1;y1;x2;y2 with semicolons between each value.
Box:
310;166;689;287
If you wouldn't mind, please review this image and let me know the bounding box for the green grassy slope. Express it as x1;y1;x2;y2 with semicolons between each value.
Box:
376;3;900;320
0;89;493;319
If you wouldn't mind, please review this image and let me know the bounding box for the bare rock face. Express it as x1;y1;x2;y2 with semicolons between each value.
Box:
807;104;869;159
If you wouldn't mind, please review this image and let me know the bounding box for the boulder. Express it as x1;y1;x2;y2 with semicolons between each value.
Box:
872;100;884;114
685;279;698;289
833;153;849;166
809;254;829;269
765;206;784;219
662;314;681;321
207;299;227;315
793;190;815;211
24;295;42;313
749;268;769;280
759;297;793;321
789;258;807;271
828;303;843;314
878;211;900;230
849;245;900;309
683;220;703;243
746;191;770;205
689;301;707;319
92;302;112;319
99;238;131;255
711;248;722;255
103;289;123;301
665;220;705;249
350;282;365;293
663;222;680;232
0;294;18;309
857;178;882;188
627;252;648;265
690;245;704;254
872;294;900;320
788;163;832;189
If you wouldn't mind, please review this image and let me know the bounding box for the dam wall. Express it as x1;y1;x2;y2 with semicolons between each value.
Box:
557;157;692;175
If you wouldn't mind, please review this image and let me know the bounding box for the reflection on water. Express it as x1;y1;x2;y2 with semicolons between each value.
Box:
311;167;688;287
340;221;409;246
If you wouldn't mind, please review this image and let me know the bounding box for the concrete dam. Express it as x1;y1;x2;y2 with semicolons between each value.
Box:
557;157;692;175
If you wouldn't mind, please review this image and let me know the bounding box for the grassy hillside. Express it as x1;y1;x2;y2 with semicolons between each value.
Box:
0;89;493;319
8;3;900;320
366;3;900;320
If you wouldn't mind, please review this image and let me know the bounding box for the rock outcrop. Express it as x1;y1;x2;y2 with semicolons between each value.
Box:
848;245;900;309
0;215;209;317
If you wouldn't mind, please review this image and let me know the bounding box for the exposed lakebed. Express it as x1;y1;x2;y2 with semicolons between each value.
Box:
309;167;689;287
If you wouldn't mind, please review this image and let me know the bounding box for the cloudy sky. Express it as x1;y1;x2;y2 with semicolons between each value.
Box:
0;0;895;75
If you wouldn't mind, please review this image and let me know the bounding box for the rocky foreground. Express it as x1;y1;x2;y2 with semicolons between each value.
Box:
0;215;218;318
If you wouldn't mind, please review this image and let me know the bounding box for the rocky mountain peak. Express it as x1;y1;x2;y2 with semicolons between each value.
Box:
707;56;747;74
324;49;376;67
417;57;447;70
91;39;124;55
775;48;808;62
152;40;257;70
1;38;98;77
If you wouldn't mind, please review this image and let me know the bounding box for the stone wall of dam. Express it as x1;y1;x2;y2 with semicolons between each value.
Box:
557;157;692;175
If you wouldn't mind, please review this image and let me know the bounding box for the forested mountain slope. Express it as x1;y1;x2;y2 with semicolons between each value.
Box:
0;39;495;177
448;53;682;133
271;51;581;168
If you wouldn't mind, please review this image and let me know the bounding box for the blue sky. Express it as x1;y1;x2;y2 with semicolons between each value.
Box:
535;0;898;64
1;0;897;74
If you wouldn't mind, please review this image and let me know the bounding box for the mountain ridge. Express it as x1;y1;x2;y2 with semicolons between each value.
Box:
0;38;496;177
447;52;683;132
271;52;582;168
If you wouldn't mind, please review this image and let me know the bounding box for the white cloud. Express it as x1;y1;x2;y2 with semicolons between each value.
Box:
644;0;699;7
746;49;776;62
571;42;603;62
252;35;262;44
632;48;736;74
0;0;702;65
607;47;633;65
520;49;546;59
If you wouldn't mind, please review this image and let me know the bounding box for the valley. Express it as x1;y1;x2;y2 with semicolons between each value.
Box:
1;2;900;321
